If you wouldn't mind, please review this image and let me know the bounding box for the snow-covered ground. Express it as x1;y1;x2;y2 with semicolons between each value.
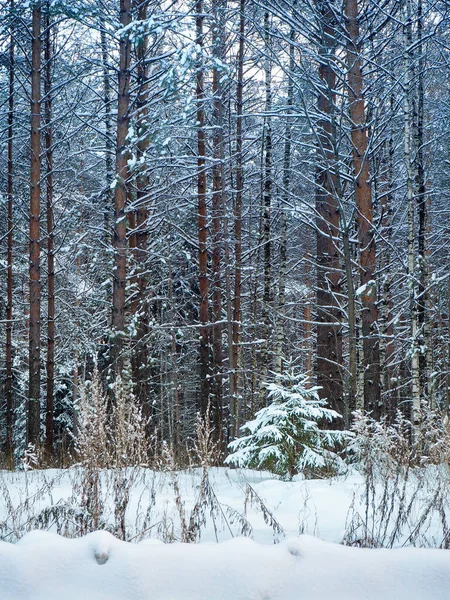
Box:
3;530;450;600
0;467;449;598
0;467;359;544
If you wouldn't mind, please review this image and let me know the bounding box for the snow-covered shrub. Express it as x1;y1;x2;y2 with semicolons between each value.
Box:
74;368;150;539
415;406;450;466
344;409;450;548
348;405;450;472
225;367;350;478
348;410;411;475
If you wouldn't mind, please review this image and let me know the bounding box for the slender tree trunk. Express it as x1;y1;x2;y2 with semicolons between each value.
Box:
404;2;420;427
345;0;381;417
424;194;434;406
224;83;235;443
72;349;79;439
129;208;136;296
303;249;313;385
315;1;343;418
72;192;85;441
251;209;261;417
167;236;181;454
100;22;114;236
5;0;15;460
446;280;450;417
111;0;132;375
380;132;395;418
343;223;357;420
230;0;245;438
224;203;234;441
28;3;42;446
196;0;210;416
44;6;54;455
132;0;151;427
276;206;287;372
415;0;428;401
275;16;295;375
210;0;227;445
259;10;273;407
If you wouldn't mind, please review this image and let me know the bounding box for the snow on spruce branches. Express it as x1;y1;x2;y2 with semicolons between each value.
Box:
226;366;351;477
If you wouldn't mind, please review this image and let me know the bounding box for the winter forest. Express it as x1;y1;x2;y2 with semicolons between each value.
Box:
3;0;450;461
2;0;450;596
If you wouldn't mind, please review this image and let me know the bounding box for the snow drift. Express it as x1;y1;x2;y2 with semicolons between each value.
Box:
1;531;449;600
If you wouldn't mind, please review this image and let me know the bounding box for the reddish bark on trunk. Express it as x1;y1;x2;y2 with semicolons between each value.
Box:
315;1;344;418
345;0;381;416
231;0;245;437
111;0;132;374
28;3;42;446
196;0;210;416
6;0;15;460
44;6;54;455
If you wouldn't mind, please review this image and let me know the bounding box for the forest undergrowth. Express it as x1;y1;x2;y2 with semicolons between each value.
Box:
1;376;450;549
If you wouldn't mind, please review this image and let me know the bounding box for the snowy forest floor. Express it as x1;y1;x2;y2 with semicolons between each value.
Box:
0;466;450;598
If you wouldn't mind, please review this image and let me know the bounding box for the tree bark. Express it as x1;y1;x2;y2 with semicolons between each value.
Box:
44;5;54;456
196;0;210;416
259;10;273;408
415;0;428;401
343;222;358;421
28;3;42;447
230;0;245;439
111;0;132;375
131;0;151;426
100;21;114;237
315;0;344;419
404;1;420;428
380;131;395;418
345;0;381;417
211;0;226;444
302;245;313;386
275;15;295;375
5;0;15;460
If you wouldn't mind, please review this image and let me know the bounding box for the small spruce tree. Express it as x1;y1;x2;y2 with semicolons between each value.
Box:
225;365;350;478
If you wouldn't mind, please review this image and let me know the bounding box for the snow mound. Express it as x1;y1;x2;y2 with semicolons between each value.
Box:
1;531;450;599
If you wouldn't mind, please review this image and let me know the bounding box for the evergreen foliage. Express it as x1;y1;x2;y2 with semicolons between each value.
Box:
225;366;351;477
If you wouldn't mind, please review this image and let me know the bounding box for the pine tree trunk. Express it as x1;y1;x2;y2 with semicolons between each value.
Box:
230;0;245;438
111;0;131;375
210;0;226;445
424;195;434;406
100;23;114;235
167;240;181;454
196;0;210;416
5;0;15;460
28;3;42;446
345;0;381;417
44;5;54;455
72;211;84;440
415;0;428;401
315;1;343;419
259;10;273;408
131;0;151;426
303;248;313;385
275;16;295;375
343;224;357;421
